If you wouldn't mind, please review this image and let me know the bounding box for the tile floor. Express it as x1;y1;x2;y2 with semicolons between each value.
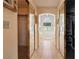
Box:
31;39;63;59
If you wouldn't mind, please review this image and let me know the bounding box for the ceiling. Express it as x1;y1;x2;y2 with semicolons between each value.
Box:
17;0;61;8
18;0;61;7
33;0;60;8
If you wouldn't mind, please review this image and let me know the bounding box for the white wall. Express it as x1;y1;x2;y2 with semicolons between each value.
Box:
29;14;35;56
35;24;38;49
56;24;60;50
59;14;64;56
3;7;18;59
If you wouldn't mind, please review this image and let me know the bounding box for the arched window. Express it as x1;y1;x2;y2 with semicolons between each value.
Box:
39;13;55;32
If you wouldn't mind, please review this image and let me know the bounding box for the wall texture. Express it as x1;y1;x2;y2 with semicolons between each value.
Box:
3;7;18;59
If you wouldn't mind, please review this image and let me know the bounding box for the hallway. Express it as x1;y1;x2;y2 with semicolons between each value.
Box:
31;39;63;59
3;0;66;59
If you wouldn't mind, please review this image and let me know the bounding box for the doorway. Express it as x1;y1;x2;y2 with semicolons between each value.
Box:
39;13;55;45
18;15;29;59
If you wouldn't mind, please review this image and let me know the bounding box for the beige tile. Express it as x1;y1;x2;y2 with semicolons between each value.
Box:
31;39;63;59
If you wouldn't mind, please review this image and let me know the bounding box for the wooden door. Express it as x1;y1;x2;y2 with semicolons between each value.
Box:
18;15;30;59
